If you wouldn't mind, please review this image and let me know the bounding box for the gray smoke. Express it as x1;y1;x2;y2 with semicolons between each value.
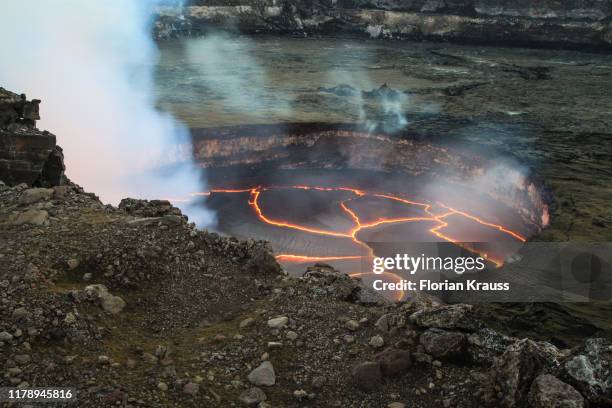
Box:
0;0;214;226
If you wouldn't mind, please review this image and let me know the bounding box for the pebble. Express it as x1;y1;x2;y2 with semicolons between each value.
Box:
388;403;405;408
239;387;267;406
370;335;385;348
183;382;199;395
240;317;256;329
0;331;13;342
286;331;298;340
14;355;31;364
66;258;79;270
157;382;168;391
345;320;360;331
267;316;288;329
248;361;276;386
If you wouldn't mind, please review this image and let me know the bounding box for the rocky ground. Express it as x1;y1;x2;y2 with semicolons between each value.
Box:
1;178;611;407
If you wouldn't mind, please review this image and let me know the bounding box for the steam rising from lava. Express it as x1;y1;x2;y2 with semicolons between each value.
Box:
0;0;214;226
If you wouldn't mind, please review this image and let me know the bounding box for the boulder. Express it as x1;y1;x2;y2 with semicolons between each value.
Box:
528;374;585;408
374;348;412;377
352;361;382;391
19;187;53;204
490;338;562;408
467;328;516;365
419;328;466;359
560;337;612;405
9;209;49;226
410;304;481;331
85;284;126;314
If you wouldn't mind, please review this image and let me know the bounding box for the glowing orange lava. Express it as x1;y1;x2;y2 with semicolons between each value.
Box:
276;254;363;263
183;185;527;296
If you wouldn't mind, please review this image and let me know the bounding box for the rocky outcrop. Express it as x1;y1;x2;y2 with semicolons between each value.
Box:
560;337;612;406
154;1;612;50
0;88;64;187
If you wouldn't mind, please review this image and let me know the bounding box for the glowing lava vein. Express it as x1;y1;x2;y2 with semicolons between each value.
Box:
181;185;528;301
193;185;525;263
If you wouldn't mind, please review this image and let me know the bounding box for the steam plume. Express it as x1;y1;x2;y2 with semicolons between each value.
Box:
0;0;214;226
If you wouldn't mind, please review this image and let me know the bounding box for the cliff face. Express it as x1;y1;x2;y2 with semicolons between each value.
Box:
0;88;65;187
154;0;612;49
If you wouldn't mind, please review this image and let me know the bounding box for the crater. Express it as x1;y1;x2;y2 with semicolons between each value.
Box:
188;123;551;298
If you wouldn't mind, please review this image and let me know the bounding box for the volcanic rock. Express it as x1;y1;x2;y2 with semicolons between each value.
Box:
490;338;563;408
352;361;383;391
0;89;64;186
19;187;53;204
374;348;412;377
410;304;481;331
183;382;199;395
369;335;385;348
528;374;585;408
84;284;126;314
467;328;516;365
267;316;288;329
154;3;612;50
248;361;276;386
560;337;612;405
9;209;49;226
239;387;267;406
419;328;466;359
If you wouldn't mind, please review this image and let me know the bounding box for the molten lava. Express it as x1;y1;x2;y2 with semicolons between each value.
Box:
190;185;525;265
177;185;527;300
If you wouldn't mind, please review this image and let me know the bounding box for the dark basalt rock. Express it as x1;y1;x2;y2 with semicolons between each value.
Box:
0;88;64;187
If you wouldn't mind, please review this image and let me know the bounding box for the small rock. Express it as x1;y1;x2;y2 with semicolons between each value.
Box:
267;316;288;329
240;317;255;329
66;259;79;270
419;328;465;359
410;304;480;331
345;320;360;331
293;389;309;400
14;354;31;365
370;335;385;348
239;387;267;406
12;307;31;320
64;312;76;324
375;314;391;333
0;331;13;342
286;331;298;340
183;382;199;395
157;382;168;392
248;361;276;386
85;284;126;314
98;355;110;365
388;403;405;408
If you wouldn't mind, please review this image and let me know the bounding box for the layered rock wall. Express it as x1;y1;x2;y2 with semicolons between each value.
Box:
154;0;612;49
0;88;65;187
